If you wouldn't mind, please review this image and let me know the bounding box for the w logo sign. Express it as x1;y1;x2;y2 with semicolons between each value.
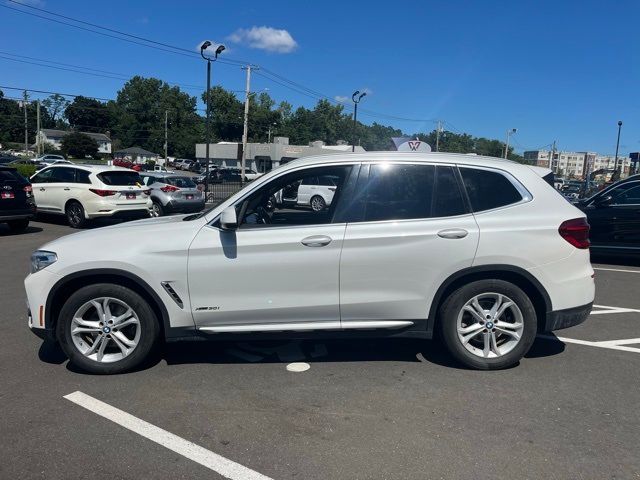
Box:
407;141;421;151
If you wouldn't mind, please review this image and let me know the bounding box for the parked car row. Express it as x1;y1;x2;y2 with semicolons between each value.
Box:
1;163;207;232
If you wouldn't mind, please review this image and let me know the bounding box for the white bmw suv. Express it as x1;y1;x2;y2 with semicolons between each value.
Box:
30;165;153;228
25;153;594;373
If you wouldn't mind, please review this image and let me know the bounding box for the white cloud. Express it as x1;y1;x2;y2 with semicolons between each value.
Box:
334;96;349;103
227;26;297;53
9;0;45;6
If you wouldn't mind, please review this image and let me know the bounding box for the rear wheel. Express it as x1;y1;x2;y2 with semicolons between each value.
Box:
65;201;87;228
439;279;537;370
56;283;160;374
151;201;164;217
310;195;326;212
7;219;29;232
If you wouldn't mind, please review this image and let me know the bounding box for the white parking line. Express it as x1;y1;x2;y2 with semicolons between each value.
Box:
64;391;273;480
537;335;640;354
593;267;640;274
591;304;640;315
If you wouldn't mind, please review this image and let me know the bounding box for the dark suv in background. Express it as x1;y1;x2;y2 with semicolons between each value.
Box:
0;166;36;232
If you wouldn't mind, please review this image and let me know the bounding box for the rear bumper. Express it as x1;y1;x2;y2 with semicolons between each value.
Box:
165;198;205;212
87;208;151;219
543;302;592;332
0;207;36;221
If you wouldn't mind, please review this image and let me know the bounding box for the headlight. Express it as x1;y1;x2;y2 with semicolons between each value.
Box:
31;251;57;273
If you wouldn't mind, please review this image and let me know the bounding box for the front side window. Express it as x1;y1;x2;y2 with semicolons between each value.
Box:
460;167;524;212
611;183;640;205
235;165;353;228
31;168;55;184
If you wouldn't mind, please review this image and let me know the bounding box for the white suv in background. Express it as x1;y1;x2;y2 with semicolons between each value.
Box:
30;165;152;228
25;153;594;374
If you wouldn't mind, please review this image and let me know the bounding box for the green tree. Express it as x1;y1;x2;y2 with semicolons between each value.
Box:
112;77;202;158
65;96;110;131
42;94;70;128
202;86;243;142
60;132;98;158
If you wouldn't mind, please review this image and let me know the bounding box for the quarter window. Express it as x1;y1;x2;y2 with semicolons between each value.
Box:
460;168;523;212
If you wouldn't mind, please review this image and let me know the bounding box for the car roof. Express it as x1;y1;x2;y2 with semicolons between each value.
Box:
41;164;136;173
278;152;545;176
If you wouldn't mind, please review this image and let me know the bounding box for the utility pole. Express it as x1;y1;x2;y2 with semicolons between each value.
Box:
614;120;622;175
504;128;517;159
36;99;41;156
23;90;28;155
241;64;257;184
436;120;442;152
164;110;168;166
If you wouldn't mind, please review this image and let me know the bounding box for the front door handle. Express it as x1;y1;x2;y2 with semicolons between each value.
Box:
301;235;332;247
64;187;71;191
39;188;45;191
437;228;468;239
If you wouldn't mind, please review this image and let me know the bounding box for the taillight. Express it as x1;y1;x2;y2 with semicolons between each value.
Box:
142;189;151;196
161;185;180;192
559;218;590;249
89;188;117;197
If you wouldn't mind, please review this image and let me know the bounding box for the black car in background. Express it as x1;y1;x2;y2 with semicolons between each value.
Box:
576;174;640;256
0;166;36;232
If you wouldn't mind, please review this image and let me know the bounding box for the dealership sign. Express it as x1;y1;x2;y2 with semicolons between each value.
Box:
397;140;432;152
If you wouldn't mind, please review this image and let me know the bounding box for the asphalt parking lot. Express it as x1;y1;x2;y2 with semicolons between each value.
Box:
1;218;639;480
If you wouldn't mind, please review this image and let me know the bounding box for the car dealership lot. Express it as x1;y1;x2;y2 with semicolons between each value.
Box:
1;220;639;479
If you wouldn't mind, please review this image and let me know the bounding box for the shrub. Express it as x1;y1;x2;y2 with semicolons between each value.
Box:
15;164;36;179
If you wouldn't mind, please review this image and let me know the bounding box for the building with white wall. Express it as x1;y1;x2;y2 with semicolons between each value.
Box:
195;137;365;173
524;149;632;178
38;129;112;154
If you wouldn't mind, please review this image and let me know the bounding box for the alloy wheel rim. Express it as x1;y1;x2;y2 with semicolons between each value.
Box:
456;293;524;359
70;297;141;363
151;204;161;217
311;197;324;211
69;205;82;225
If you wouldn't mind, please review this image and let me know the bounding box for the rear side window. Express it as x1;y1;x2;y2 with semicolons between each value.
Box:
433;166;467;217
98;171;141;186
460;168;523;212
363;164;435;222
166;177;196;188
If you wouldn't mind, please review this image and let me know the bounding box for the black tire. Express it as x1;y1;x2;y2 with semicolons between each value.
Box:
310;195;326;212
65;201;87;228
151;201;164;217
439;279;537;370
56;283;160;374
7;219;29;232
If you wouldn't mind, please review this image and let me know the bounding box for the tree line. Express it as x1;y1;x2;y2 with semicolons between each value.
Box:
0;76;522;161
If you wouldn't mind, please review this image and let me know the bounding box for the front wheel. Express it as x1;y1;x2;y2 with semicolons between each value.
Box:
439;279;537;370
56;284;160;374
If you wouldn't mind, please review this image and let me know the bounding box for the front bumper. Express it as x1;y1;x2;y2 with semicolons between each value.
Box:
543;302;592;332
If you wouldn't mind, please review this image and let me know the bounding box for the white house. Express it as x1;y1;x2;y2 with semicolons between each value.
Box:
38;129;112;154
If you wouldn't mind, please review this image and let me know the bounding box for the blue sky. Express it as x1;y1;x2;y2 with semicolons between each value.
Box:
1;0;639;155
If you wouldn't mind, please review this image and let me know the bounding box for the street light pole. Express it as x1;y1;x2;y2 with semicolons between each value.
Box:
504;128;517;159
351;90;366;152
200;40;225;199
613;120;623;174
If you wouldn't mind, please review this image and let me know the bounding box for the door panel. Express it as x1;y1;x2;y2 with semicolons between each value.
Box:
187;224;346;327
340;216;479;323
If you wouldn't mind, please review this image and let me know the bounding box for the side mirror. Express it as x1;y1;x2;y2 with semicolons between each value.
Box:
220;206;238;230
593;195;613;207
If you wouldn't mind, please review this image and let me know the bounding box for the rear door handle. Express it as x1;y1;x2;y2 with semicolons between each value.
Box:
39;188;46;191
64;187;70;191
437;228;468;239
301;235;332;247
